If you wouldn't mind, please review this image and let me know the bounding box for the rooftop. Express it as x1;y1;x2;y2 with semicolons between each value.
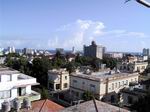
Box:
30;99;64;112
0;67;19;75
48;69;69;75
71;70;139;82
60;100;129;112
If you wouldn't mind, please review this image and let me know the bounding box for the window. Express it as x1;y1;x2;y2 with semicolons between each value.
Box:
63;83;68;88
112;83;114;90
115;83;117;88
122;81;124;86
56;84;60;90
73;80;77;83
18;87;26;96
0;90;11;99
65;76;67;80
126;80;128;85
5;75;11;82
135;78;137;82
90;84;96;92
119;82;121;88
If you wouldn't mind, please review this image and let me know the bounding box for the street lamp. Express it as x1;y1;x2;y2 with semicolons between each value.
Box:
125;0;150;8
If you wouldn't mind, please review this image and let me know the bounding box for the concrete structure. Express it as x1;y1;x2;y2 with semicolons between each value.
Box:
0;57;6;64
121;87;147;106
7;46;15;53
117;62;148;73
105;52;123;59
0;67;41;110
48;69;70;92
60;100;129;112
84;41;105;59
23;48;34;55
143;48;150;57
70;69;139;102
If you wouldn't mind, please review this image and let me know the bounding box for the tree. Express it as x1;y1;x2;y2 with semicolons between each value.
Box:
102;57;117;69
82;91;93;101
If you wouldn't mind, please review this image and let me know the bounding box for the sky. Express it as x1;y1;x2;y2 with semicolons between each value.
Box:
0;0;150;52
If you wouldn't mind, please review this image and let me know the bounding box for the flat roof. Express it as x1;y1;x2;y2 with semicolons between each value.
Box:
71;70;139;82
0;67;19;75
60;100;129;112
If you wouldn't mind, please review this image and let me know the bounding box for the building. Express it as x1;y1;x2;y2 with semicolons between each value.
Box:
0;67;41;110
23;48;34;55
143;48;150;57
60;100;129;112
7;46;15;53
121;86;147;106
105;52;123;59
70;70;139;102
84;41;105;59
0;57;6;64
117;62;148;73
48;69;70;92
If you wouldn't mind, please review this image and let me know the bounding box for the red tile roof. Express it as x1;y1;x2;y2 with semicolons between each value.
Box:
31;99;64;112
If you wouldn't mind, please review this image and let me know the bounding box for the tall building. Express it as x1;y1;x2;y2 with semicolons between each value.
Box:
0;66;41;110
143;48;150;57
7;46;15;53
23;48;34;55
84;41;105;59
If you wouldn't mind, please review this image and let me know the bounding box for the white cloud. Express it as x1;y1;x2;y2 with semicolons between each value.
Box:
0;19;148;52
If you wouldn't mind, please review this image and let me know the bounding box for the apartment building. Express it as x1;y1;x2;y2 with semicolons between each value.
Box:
70;70;139;102
117;62;148;73
0;67;41;110
84;41;105;59
48;69;70;92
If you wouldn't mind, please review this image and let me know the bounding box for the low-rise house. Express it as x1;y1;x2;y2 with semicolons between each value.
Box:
48;69;70;92
0;66;41;111
70;69;139;103
121;87;147;106
117;61;148;73
60;100;129;112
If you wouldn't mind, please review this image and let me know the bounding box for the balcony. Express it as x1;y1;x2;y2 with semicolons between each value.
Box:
18;90;41;103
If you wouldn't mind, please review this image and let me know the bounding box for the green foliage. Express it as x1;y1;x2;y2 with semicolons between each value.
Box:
82;91;93;101
102;57;117;69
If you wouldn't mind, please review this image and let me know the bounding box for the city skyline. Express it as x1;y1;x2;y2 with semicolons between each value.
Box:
0;0;150;52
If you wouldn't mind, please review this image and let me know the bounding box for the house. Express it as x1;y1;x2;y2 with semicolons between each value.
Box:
70;69;139;103
117;61;148;73
0;66;41;111
48;69;70;92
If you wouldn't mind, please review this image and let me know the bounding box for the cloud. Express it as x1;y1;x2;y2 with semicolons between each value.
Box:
0;19;149;52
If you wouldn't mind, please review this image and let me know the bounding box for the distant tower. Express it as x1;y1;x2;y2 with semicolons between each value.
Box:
84;41;105;59
72;47;75;53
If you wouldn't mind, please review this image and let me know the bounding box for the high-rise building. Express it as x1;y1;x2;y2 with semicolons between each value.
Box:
84;41;105;59
23;48;34;55
7;46;15;53
143;48;150;56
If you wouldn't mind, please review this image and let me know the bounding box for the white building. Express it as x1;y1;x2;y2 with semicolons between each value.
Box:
0;67;41;110
70;70;139;102
117;62;148;73
105;52;123;59
8;46;15;53
48;69;70;92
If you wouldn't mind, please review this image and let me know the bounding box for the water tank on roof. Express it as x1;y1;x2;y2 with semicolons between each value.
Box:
2;101;11;112
13;98;21;111
23;98;31;110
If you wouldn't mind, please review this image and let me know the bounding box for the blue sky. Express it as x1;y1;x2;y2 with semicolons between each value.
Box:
0;0;150;52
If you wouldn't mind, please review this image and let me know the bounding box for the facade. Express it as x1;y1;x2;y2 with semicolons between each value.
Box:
48;69;70;92
84;41;105;59
70;70;139;102
0;67;41;110
117;62;148;73
7;46;15;53
60;100;129;112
